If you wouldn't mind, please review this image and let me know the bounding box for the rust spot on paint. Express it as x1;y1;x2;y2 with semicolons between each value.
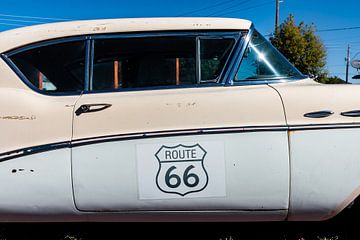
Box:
0;115;36;120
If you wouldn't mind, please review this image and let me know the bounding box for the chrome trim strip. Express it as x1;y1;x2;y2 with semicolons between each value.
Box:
84;39;91;92
225;24;254;85
0;125;287;162
71;125;288;146
289;123;360;130
89;39;95;91
76;208;287;213
231;78;305;86
3;123;360;162
0;141;70;162
196;37;201;83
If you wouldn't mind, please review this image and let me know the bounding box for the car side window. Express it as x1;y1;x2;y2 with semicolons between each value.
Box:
9;41;86;93
92;36;235;91
235;30;303;81
200;38;234;82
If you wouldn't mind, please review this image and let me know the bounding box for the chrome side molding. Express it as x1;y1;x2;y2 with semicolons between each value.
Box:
341;110;360;117
304;110;334;118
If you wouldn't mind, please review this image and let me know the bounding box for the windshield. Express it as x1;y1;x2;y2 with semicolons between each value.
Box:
235;30;304;82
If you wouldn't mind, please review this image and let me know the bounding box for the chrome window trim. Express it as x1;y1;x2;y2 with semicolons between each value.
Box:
88;31;241;91
88;30;241;40
228;78;303;86
224;25;254;84
1;53;83;96
5;36;87;57
196;37;201;84
2;31;241;96
88;39;95;91
198;35;239;84
83;82;225;95
84;38;91;92
2;36;88;96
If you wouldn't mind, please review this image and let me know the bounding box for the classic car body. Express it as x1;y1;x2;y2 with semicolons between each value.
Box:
0;17;359;222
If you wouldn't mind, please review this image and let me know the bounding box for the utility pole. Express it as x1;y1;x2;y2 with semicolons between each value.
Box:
346;44;350;83
275;0;280;33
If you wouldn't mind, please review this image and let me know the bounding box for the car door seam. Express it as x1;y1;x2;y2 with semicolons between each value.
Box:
267;84;291;221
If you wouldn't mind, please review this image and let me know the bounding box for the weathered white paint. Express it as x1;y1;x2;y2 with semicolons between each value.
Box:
0;18;252;53
0;149;78;220
288;128;360;221
72;131;289;218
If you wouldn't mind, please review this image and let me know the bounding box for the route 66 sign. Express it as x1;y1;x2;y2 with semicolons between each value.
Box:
155;144;208;196
136;141;226;200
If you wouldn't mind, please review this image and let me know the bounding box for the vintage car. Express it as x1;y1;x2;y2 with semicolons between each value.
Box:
0;17;359;222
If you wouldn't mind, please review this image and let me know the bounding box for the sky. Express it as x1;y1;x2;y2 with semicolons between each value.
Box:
0;0;359;82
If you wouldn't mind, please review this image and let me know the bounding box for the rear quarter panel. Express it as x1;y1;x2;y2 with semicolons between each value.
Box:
272;79;360;220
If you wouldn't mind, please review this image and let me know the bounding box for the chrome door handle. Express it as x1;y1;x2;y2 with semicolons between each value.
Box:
75;104;112;116
341;110;360;117
304;110;334;118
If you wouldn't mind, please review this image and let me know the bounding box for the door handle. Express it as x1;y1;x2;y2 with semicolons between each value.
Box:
304;110;334;118
75;104;112;116
341;110;360;117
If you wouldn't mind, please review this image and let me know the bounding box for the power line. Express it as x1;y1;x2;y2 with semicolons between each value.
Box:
206;0;252;17
176;0;237;17
0;22;26;27
0;13;71;21
216;1;274;17
0;18;46;24
318;26;360;32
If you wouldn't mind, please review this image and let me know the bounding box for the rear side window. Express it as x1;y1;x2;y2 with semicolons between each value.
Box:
9;41;86;93
92;36;235;91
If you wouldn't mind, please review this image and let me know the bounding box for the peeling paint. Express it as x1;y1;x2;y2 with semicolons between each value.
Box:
0;115;36;120
92;26;107;31
193;23;212;27
165;102;197;108
11;168;35;173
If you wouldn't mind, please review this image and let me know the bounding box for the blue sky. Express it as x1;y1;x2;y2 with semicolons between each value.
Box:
0;0;359;82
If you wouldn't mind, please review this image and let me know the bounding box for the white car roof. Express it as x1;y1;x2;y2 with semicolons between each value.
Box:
0;17;252;53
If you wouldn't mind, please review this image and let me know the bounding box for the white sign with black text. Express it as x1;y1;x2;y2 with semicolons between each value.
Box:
136;141;226;200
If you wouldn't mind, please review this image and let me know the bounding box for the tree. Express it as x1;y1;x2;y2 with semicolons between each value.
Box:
321;76;346;84
270;14;328;83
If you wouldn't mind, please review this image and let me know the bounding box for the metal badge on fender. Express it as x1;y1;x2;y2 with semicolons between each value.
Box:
155;144;209;196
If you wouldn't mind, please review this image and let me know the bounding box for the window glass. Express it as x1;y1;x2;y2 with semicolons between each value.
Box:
200;38;235;82
92;37;196;90
235;30;303;81
92;36;235;90
9;41;86;92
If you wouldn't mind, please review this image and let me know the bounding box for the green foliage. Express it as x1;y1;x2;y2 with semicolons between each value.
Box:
270;14;327;81
320;76;347;84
